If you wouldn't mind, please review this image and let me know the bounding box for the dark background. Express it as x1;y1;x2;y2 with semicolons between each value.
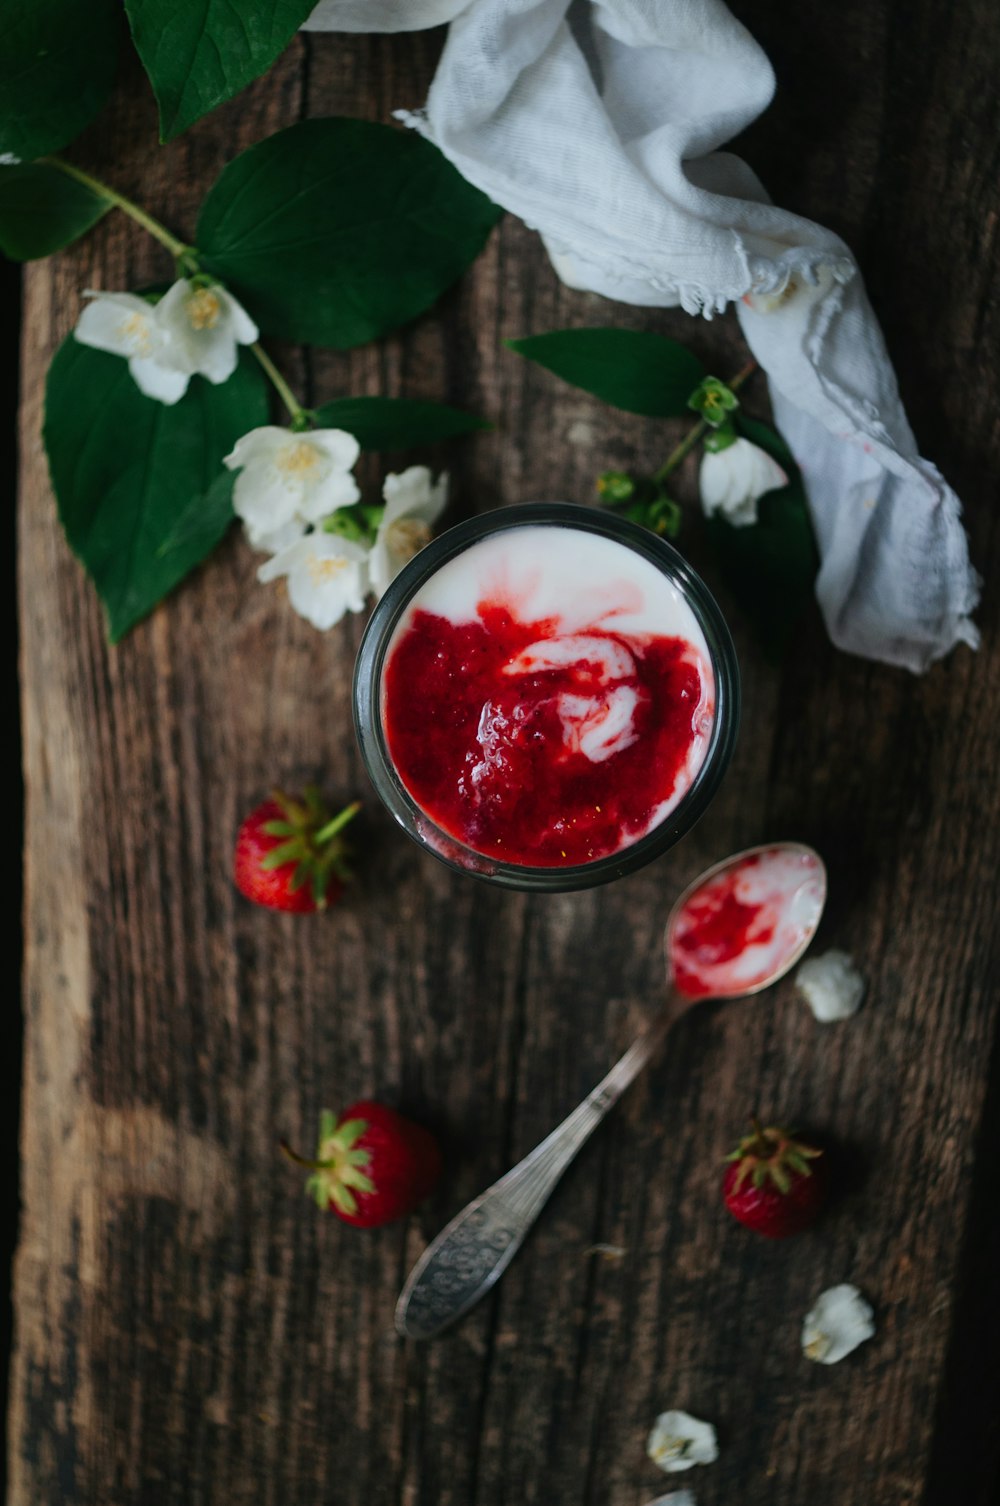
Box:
4;253;23;1503
9;7;1000;1504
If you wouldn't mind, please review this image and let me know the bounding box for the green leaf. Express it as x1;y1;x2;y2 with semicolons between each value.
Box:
0;0;120;162
704;415;819;658
157;469;236;559
311;396;489;451
124;0;316;142
736;413;794;468
45;340;269;641
0;162;111;260
260;840;306;870
506;328;705;417
197;119;502;348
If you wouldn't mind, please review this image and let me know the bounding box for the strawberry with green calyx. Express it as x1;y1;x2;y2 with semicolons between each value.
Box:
722;1117;827;1238
234;788;360;912
281;1100;442;1228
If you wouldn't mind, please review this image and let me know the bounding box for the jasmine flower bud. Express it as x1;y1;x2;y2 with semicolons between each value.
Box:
699;436;788;528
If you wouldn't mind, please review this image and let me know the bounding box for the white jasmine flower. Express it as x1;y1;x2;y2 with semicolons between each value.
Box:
643;1494;697;1506
75;290;189;404
370;466;448;597
802;1284;875;1364
0;152;22;166
699;437;788;528
647;1412;718;1474
154;278;258;386
257;532;368;630
75;279;257;404
796;950;866;1023
224;427;361;548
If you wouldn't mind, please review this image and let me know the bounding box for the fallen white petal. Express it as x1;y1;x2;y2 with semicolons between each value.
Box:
647;1412;718;1474
796;950;866;1022
802;1284;875;1364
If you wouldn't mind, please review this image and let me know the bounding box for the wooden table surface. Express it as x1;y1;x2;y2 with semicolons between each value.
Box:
12;5;1000;1504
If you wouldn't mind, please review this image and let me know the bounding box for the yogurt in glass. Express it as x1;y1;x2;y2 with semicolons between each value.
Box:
353;504;739;891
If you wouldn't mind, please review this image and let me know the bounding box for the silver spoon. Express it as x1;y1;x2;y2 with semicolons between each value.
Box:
396;842;826;1340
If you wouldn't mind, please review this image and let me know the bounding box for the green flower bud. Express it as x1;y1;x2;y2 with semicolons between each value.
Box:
596;469;636;503
648;495;683;538
687;375;740;428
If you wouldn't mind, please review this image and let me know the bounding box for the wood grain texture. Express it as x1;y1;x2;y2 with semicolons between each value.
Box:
12;5;1000;1504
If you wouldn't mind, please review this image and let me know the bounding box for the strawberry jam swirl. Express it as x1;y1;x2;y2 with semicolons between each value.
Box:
381;527;715;867
669;847;826;997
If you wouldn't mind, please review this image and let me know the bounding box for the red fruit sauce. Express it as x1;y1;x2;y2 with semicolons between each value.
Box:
668;845;825;998
383;600;710;867
671;858;775;997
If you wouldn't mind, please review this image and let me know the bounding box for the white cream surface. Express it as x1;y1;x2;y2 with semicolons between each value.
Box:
385;523;716;814
669;845;826;997
393;524;712;642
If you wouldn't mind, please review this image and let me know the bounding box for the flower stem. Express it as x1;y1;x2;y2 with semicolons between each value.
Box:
652;420;709;485
41;155;194;263
728;358;758;393
653;358;758;484
43;156;314;426
251;343;311;429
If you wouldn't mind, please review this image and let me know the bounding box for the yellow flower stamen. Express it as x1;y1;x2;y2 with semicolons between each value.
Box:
119;312;154;356
803;1331;831;1362
187;288;222;330
305;554;349;585
387;517;432;561
277;440;323;475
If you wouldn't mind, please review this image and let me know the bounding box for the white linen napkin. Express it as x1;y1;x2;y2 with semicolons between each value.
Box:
304;0;979;672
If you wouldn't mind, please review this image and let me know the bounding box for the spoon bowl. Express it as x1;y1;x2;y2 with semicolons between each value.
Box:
396;841;827;1340
665;841;827;1002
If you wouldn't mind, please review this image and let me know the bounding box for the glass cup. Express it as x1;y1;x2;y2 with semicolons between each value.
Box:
353;502;739;892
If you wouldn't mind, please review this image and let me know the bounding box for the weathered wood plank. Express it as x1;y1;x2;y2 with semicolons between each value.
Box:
13;7;1000;1506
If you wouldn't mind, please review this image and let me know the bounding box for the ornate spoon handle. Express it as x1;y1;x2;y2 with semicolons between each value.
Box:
395;1007;675;1340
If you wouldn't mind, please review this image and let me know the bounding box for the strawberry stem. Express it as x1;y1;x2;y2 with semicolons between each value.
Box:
314;800;361;845
279;1140;332;1172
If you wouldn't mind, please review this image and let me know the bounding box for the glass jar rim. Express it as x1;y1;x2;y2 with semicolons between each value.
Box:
353;502;740;892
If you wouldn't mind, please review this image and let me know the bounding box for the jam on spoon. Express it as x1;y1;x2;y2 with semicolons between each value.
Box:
396;842;828;1339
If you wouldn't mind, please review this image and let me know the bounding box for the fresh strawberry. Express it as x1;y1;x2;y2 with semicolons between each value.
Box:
234;788;359;913
722;1117;826;1238
281;1101;442;1228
